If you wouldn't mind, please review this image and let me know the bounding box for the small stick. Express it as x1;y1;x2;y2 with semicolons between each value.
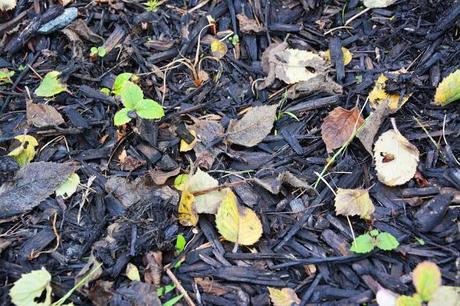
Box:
191;179;253;196
165;268;196;306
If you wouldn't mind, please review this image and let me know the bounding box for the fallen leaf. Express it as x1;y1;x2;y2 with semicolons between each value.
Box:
0;162;76;218
0;0;16;11
111;281;161;306
195;277;230;296
174;174;189;191
237;14;265;33
323;47;353;66
434;69;460;106
396;295;422;306
335;188;375;220
428;286;460;306
186;168;223;214
190;117;224;169
9;268;52;306
412;261;441;302
126;263;141;281
180;130;197;152
254;171;314;195
215;189;262;245
376;288;399;306
89;281;114;306
178;190;198;226
0;68;15;83
226;104;278;147
374;129;419;186
34;71;67;97
8;135;39;166
363;0;398;8
210;39;228;60
321;107;365;153
55;172;80;199
369;74;410;112
143;251;162;286
26;102;65;128
357;99;390;154
149;168;180;185
267;287;300;306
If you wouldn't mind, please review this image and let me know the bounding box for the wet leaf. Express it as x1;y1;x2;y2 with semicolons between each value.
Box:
323;47;353;66
412;261;441;301
335;188;375;220
428;286;460;306
321;107;365;153
180;130;197;152
267;287;300;306
374;129;419;186
0;0;16;11
34;71;67;97
0;68;15;83
215;189;262;245
396;295;422;306
226;104;278;147
363;0;398;8
178;190;198;226
10;268;52;306
375;232;399;251
210;39;228;59
26;102;65;128
350;233;374;254
112;72;133;96
8;135;39;167
55;173;80;199
125;263;141;281
434;69;460;106
369;74;409;112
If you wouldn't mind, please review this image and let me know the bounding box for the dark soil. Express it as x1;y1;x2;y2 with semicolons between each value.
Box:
0;0;459;305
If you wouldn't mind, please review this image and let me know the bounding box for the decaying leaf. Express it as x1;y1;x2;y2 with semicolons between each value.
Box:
412;261;441;302
210;39;228;59
26;102;65;128
55;172;80;199
363;0;398;8
34;71;67;97
126;263;141;282
374;129;419;186
215;189;262;245
195;278;230;296
357;99;390;154
8;135;39;167
180;130;197;152
226;104;278;147
0;0;16;11
9;268;52;306
323;47;353;66
237;14;265;33
335;188;375;220
178;190;198;227
255;171;314;195
428;286;460;306
268;287;300;306
376;288;399;306
190;117;224;169
149;168;180;185
369;74;410;112
434;69;460;106
321;107;365;153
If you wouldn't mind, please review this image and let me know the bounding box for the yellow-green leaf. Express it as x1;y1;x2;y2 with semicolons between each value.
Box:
396;295;422;306
334;188;375;220
8;135;39;166
10;268;52;306
434;69;460;106
34;71;67;97
210;39;228;60
0;68;14;83
428;286;460;306
267;287;300;306
174;174;189;191
412;261;442;302
215;189;262;245
55;173;80;199
125;263;141;281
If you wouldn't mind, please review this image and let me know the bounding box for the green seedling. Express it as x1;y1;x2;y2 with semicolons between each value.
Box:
90;46;107;58
350;229;399;254
144;0;161;11
0;68;15;84
229;34;240;46
113;81;164;126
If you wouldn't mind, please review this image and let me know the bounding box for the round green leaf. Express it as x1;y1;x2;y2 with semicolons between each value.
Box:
174;174;189;191
114;108;132;126
175;234;186;253
10;268;52;306
112;73;133;95
120;81;143;109
396;295;422;306
369;229;379;237
136;99;164;119
350;233;375;254
376;232;399;251
413;262;442;302
55;173;80;199
98;47;107;57
34;71;67;97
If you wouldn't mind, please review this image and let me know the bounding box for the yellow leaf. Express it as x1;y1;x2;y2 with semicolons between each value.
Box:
125;263;141;281
334;188;375;220
215;189;262;245
413;261;441;302
268;287;300;306
434;69;460;106
8;135;39;167
323;47;353;66
180;130;197;152
369;74;410;111
178;191;198;226
374;129;419;186
210;39;228;60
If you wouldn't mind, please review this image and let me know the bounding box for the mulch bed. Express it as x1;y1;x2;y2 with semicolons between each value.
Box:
1;0;459;305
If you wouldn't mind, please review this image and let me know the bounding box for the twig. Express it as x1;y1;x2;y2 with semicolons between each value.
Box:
165;268;196;306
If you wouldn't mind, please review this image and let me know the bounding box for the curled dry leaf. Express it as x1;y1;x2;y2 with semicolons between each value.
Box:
237;14;265;33
335;188;375;220
374;129;419;186
321;106;365;153
357;99;390;154
434;69;460;106
363;0;398;8
190;117;224;169
369;74;410;112
226;104;278;147
268;287;300;306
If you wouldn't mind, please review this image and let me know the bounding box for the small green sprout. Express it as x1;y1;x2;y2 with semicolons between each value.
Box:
350;230;399;254
90;46;107;58
229;34;240;46
0;68;15;84
144;0;160;11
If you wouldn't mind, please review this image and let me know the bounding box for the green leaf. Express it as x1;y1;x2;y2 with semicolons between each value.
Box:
114;108;132;126
112;73;133;96
434;69;460;106
120;81;143;109
10;268;52;306
90;47;98;55
162;294;183;306
376;232;399;251
174;174;189;191
55;173;80;199
175;234;186;253
157;284;176;297
100;88;111;95
369;229;379;237
412;262;442;302
396;295;422;306
97;47;106;57
35;71;67;97
135;99;164;119
0;68;15;84
350;233;375;254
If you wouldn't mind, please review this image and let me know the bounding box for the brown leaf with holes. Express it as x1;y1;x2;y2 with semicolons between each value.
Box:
27;101;65;128
321;107;365;153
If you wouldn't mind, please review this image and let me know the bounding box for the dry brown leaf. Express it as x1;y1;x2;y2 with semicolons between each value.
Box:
268;287;300;306
191;117;224;169
357;99;390;154
26;102;65;128
195;277;230;296
226;104;278;147
334;188;375;220
143;251;162;286
321;107;365;153
374;129;419;186
237;14;265;33
149;168;180;185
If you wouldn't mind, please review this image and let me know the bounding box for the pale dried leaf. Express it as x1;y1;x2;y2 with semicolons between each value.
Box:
27;102;65;128
0;0;16;11
376;288;398;306
187;168;223;214
363;0;397;8
357;99;390;154
237;14;265;33
268;287;300;306
149;168;180;185
335;188;375;220
226;104;278;147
